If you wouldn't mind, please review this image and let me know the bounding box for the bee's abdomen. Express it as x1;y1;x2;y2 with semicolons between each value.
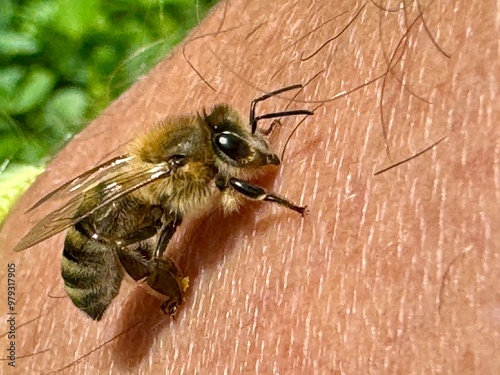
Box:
61;225;123;320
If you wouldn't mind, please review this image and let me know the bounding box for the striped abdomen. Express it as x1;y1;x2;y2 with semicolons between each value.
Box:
61;222;124;320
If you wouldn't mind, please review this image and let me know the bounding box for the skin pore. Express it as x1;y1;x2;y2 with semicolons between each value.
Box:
1;0;498;373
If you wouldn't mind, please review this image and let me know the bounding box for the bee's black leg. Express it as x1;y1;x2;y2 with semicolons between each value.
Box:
116;221;187;318
216;176;307;215
147;258;187;318
153;217;182;259
115;222;163;280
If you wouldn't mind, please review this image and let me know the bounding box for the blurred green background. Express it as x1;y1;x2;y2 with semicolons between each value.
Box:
0;0;217;223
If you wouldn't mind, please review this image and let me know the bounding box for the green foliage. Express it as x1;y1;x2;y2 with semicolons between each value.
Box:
0;0;216;222
0;163;44;224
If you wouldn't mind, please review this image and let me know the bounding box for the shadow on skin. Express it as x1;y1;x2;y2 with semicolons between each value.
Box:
109;287;172;369
109;172;297;369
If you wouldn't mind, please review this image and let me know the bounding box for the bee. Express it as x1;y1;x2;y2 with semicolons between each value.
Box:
14;84;313;320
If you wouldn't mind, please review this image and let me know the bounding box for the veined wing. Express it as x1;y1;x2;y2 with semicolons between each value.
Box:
26;154;134;213
14;161;174;252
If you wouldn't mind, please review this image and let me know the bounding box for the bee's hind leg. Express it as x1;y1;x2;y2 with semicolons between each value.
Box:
149;220;188;317
115;223;161;281
146;258;189;317
117;220;188;317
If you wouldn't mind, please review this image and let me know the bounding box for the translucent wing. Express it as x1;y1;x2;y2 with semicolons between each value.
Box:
26;154;134;213
14;158;174;252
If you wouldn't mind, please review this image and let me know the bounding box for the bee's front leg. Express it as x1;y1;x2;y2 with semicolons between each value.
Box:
215;175;307;215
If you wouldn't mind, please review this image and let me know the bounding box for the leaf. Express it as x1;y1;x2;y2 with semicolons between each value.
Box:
0;134;20;160
0;0;13;29
3;67;56;115
54;0;100;40
0;66;24;98
43;87;89;134
0;31;40;56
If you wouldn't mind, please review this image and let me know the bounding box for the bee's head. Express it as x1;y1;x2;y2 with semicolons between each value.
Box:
203;104;280;170
202;86;313;177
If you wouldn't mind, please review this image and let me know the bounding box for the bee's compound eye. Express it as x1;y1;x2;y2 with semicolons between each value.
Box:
215;132;251;161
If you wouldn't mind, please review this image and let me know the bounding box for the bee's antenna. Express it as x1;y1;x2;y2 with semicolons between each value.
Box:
249;84;311;134
280;103;321;160
251;110;314;133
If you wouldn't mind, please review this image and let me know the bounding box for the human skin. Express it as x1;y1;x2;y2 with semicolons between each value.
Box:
1;0;498;373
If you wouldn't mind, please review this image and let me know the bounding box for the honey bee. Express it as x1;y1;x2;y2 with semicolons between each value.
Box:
14;85;313;320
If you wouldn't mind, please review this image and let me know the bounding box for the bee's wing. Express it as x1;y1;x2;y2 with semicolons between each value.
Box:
26;154;134;213
14;160;175;252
